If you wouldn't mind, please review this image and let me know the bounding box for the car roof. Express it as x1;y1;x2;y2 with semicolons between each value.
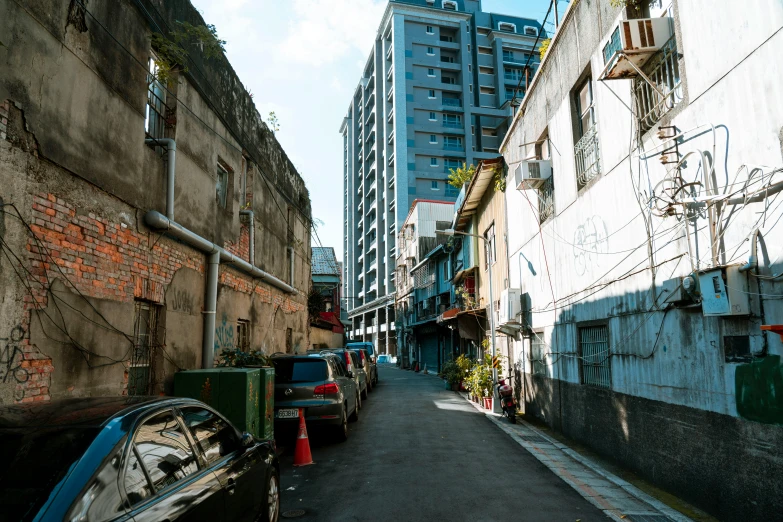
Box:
0;396;204;430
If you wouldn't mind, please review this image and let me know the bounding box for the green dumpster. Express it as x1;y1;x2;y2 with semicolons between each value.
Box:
174;368;261;438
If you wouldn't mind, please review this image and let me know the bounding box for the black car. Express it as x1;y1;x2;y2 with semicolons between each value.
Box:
270;353;359;442
0;396;280;522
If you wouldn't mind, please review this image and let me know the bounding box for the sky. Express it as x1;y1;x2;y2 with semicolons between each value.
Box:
189;0;556;260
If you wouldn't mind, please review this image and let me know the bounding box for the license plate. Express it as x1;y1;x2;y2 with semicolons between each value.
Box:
275;408;299;419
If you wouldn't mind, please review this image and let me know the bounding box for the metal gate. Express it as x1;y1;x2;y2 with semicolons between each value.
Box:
578;325;611;388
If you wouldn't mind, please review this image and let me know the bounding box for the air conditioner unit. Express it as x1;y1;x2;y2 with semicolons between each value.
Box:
514;160;552;190
498;288;521;327
601;17;673;79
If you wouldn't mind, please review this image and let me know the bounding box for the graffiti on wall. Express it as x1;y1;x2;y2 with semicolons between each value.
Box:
214;314;234;352
572;216;609;276
170;289;194;313
736;355;783;424
1;325;29;400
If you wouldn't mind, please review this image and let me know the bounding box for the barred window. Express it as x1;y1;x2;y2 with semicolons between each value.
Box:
578;325;611;388
634;35;682;133
129;302;161;396
145;55;167;141
530;333;546;376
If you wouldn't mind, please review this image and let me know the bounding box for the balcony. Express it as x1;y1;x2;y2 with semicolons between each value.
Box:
442;120;462;129
442;98;462;108
575;124;601;188
386;46;393;61
387;89;394;102
387;133;394;144
388;176;395;188
387;152;395;166
443;143;464;152
387;111;394;123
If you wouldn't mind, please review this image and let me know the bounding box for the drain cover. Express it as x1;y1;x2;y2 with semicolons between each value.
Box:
282;509;306;518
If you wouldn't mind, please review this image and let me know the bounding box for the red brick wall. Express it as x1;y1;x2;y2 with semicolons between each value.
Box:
9;192;303;402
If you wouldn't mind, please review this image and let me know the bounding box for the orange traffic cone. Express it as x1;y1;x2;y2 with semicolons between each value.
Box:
293;408;314;466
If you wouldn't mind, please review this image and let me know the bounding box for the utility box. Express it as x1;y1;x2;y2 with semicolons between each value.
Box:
174;368;261;439
247;365;275;441
699;266;750;316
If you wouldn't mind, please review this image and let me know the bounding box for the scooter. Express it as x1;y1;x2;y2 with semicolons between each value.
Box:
495;379;516;424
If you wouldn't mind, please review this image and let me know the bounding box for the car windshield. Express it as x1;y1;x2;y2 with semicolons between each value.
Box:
0;427;101;522
273;359;328;383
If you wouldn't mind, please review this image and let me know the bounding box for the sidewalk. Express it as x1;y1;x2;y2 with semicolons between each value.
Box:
407;368;695;522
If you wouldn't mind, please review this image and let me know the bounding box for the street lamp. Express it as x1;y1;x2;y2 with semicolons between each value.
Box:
437;228;501;413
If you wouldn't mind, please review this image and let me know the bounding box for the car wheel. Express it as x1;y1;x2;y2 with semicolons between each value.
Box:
335;407;348;442
349;394;359;422
258;468;280;522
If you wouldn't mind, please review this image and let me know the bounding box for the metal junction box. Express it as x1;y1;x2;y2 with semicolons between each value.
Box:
174;368;262;439
698;266;750;316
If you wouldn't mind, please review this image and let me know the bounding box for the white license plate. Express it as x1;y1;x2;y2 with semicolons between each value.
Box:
275;408;299;419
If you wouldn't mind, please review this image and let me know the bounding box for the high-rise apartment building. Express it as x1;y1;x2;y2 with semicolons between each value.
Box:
340;0;543;353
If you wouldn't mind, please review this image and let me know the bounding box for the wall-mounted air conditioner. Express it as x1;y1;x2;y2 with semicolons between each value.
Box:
601;17;673;80
498;288;521;326
514;160;552;190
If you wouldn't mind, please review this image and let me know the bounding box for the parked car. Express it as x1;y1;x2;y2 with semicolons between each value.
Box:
348;347;377;393
346;341;379;386
321;348;369;401
377;354;391;364
0;396;280;522
270;353;359;442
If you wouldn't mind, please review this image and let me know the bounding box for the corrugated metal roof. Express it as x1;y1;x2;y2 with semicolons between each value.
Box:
455;157;503;231
312;247;340;276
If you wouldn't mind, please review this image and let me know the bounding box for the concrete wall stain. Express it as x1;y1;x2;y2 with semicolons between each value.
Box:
572;215;609;276
0;325;30;401
735;355;783;424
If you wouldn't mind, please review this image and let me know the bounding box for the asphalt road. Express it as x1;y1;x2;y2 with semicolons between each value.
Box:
277;365;607;521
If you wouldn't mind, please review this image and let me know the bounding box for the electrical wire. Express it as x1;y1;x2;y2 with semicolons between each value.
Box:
509;0;554;107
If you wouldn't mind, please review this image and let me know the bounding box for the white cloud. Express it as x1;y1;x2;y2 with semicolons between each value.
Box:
276;0;386;66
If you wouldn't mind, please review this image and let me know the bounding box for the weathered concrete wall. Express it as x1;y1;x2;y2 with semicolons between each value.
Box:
310;327;345;349
0;0;311;402
501;0;783;518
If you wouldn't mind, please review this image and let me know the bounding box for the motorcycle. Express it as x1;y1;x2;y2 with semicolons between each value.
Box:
495;379;517;424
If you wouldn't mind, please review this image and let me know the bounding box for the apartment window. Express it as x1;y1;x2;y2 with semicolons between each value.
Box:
442;114;461;127
236;319;250;352
467;44;471;52
430;157;439;167
426;25;434;34
145;56;167;141
469;84;473;93
428;68;435;77
431;181;439;190
444;136;463;150
429;134;437;144
477;27;491;36
504;67;524;81
574;76;600;189
466;23;471;33
444;159;461;171
442;0;457;10
428;89;436;99
524;26;538;36
498;22;517;32
531;333;546;376
468;64;472;72
216;163;229;209
442;75;456;85
479;66;493;75
478;46;493;55
427;46;435;55
479;86;495;95
502;49;514;61
505;87;522;100
441;35;455;43
429;111;437;121
481;127;497;137
579;325;611;388
484;223;496;267
471;125;475;135
129;301;161;396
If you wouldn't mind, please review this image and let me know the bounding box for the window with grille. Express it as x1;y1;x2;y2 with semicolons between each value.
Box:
216;163;229;209
574;76;600;189
578;325;611;388
236;319;250;352
484;223;496;267
129;302;161;395
530;333;546;376
145;55;167;141
634;35;682;133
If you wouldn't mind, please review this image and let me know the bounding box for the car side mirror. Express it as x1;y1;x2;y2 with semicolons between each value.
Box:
241;432;254;448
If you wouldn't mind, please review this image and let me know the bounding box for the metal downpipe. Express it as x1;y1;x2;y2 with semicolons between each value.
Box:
145;138;176;220
144;211;295;293
288;246;295;288
203;250;220;369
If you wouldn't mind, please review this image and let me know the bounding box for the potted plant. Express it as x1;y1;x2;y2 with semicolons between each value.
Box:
439;360;462;391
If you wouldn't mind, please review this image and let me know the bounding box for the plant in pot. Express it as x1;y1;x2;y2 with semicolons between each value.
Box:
440;360;462;391
455;354;475;392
